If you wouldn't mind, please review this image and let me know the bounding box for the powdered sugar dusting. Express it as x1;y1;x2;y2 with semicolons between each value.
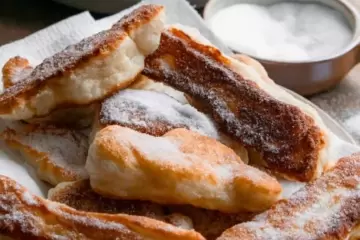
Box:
99;89;248;162
144;28;325;182
21;191;38;206
9;66;33;86
0;175;202;239
89;126;280;213
19;127;87;166
219;154;360;239
2;124;89;182
100;89;219;139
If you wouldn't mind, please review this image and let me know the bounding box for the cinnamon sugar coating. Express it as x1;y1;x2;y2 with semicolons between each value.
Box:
217;153;360;240
143;28;326;182
49;179;254;240
0;4;165;121
0;175;204;240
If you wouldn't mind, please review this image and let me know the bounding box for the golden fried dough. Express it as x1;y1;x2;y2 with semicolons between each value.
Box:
94;88;248;162
48;180;254;239
218;153;360;240
0;175;204;240
0;4;165;121
86;125;281;213
0;123;89;185
143;26;329;182
1;56;95;128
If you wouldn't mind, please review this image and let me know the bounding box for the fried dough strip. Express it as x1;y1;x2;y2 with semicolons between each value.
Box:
143;27;326;182
49;180;254;240
0;175;204;240
86;126;281;213
217;153;360;240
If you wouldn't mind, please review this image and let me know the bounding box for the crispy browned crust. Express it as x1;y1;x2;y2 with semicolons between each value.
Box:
217;153;360;240
2;56;33;89
2;57;95;128
49;180;254;240
0;175;205;240
0;30;126;115
0;4;163;116
113;4;164;32
143;28;325;182
167;205;254;240
185;54;271;114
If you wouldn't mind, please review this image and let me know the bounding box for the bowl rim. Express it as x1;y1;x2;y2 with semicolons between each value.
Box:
203;0;360;64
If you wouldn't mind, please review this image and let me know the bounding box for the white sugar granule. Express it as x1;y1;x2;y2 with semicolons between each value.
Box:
3;125;89;182
101;89;219;139
208;2;352;61
16;128;88;171
21;191;38;206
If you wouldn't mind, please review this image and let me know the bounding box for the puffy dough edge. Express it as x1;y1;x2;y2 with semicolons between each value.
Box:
0;4;166;121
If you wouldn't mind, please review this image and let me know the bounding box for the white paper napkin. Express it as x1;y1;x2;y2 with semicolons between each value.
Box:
0;11;96;93
0;0;358;198
0;11;97;196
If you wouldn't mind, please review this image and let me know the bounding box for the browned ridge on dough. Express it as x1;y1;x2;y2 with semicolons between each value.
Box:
113;4;164;32
143;28;325;182
0;4;164;115
0;29;126;113
49;180;254;240
217;153;360;240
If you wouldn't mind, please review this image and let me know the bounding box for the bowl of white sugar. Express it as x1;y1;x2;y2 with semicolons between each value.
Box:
204;0;360;95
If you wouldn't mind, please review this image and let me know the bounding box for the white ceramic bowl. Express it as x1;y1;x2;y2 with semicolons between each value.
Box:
203;0;360;95
203;0;360;62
